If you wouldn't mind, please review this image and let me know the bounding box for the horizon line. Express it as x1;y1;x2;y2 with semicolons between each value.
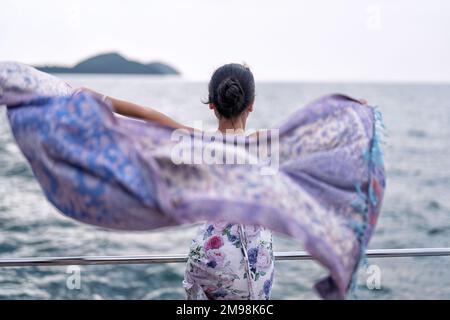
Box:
52;72;450;85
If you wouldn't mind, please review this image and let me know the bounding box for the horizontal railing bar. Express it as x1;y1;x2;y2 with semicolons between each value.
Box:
0;248;449;267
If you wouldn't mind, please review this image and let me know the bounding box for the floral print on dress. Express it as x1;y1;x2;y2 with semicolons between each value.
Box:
184;221;274;300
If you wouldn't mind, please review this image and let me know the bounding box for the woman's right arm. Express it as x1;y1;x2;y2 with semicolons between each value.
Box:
76;87;192;130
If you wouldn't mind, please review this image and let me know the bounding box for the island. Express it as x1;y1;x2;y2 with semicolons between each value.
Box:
35;52;180;75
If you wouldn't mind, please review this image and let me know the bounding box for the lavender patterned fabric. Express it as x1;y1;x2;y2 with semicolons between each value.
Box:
0;62;385;299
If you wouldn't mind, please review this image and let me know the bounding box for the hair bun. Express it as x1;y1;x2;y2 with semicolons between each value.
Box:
216;77;246;118
206;63;255;119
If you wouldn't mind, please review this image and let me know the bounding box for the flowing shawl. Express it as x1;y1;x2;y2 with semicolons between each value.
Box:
0;62;385;299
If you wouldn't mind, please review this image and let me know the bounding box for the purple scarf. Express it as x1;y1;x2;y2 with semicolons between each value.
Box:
0;62;385;299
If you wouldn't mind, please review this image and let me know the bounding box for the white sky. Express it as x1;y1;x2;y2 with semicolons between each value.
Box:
1;0;449;82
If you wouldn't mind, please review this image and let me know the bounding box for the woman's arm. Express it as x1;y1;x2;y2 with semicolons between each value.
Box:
107;96;191;130
77;87;192;130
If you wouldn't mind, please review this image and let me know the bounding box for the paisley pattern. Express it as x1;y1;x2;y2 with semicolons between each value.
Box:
0;62;386;299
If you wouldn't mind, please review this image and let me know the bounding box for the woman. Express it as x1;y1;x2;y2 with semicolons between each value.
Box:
80;63;274;300
182;65;274;300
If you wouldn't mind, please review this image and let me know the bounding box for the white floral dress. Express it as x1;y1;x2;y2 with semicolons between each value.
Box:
183;221;274;300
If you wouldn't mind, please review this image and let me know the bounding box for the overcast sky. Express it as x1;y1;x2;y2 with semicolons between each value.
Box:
1;0;449;81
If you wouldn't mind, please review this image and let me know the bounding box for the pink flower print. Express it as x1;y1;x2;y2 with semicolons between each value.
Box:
244;225;261;239
256;247;272;270
205;235;224;251
204;285;219;294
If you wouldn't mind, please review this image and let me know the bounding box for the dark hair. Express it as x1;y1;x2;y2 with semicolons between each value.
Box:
205;63;255;119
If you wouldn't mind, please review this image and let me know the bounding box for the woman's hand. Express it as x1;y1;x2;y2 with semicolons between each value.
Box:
110;96;191;130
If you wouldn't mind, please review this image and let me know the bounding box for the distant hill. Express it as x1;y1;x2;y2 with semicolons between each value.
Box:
36;53;180;75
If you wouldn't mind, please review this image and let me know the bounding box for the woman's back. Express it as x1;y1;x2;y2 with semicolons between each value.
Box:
182;64;275;300
184;221;274;300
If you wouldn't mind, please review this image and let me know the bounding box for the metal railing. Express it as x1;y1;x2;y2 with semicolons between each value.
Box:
0;247;449;267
